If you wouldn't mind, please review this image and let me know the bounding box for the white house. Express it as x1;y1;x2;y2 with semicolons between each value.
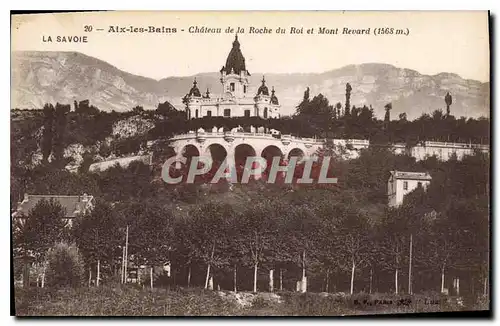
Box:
387;171;432;207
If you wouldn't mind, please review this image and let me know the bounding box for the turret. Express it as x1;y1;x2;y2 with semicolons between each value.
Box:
270;86;279;105
257;76;270;96
220;35;250;97
186;78;201;98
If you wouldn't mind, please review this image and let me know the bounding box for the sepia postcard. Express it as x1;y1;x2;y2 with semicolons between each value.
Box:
10;11;490;317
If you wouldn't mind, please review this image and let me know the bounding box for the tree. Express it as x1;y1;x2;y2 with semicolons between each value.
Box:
186;201;234;289
130;200;175;289
335;102;342;118
41;104;55;163
13;199;69;287
296;87;311;115
338;209;372;294
445;92;453;116
376;213;408;294
73;200;122;287
345;83;352;116
313;197;346;292
132;106;144;114
281;203;321;292
237;200;279;292
52;103;71;168
45;242;85;288
384;103;392;128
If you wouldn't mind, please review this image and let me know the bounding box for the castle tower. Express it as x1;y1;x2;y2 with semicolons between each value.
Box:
183;35;280;120
254;76;280;118
220;34;250;98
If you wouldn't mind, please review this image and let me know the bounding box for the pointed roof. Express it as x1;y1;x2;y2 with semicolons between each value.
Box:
222;35;247;75
257;76;269;96
187;78;201;97
271;86;279;105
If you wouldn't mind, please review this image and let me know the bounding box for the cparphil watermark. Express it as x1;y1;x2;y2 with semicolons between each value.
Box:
161;156;338;184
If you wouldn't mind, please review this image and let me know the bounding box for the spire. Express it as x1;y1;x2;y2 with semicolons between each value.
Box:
233;34;240;48
223;34;246;75
257;75;269;96
270;86;279;105
187;78;201;97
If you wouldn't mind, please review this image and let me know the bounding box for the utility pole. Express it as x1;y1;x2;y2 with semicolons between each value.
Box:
121;246;125;283
408;234;413;294
369;267;373;294
124;225;129;284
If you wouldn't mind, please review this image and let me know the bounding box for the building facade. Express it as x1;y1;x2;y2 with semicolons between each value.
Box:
387;171;432;207
183;35;280;120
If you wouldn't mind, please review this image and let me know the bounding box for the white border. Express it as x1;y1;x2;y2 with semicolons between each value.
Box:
3;1;497;325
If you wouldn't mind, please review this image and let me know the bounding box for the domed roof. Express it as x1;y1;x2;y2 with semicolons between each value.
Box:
257;76;269;96
221;35;248;75
270;86;279;105
187;78;201;97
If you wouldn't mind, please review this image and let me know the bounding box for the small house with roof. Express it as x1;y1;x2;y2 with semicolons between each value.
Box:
387;171;432;207
12;194;94;227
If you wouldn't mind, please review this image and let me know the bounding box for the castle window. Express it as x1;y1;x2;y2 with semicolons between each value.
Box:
264;107;268;118
206;110;212;117
195;109;199;118
230;83;235;92
403;181;408;190
224;109;231;117
244;85;247;93
417;182;422;188
244;110;250;117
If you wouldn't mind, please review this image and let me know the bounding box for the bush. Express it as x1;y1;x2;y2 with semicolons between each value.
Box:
45;242;85;288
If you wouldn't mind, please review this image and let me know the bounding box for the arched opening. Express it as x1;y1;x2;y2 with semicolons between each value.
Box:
180;144;200;173
207;143;228;165
261;145;283;163
287;148;305;161
182;144;200;159
161;146;176;160
264;107;268;118
235;144;256;167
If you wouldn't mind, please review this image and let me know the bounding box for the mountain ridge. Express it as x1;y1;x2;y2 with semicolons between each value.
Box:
11;51;489;119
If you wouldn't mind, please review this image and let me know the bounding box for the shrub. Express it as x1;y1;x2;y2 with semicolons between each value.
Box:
45;242;85;288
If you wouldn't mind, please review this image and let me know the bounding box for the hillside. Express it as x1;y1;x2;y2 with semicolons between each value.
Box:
11;51;489;119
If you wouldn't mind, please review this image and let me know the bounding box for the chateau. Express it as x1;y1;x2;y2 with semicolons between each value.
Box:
183;35;280;120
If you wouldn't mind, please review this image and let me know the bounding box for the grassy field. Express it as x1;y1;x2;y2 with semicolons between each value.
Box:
14;285;489;317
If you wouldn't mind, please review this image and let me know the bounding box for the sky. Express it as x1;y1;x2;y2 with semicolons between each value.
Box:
11;11;490;82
